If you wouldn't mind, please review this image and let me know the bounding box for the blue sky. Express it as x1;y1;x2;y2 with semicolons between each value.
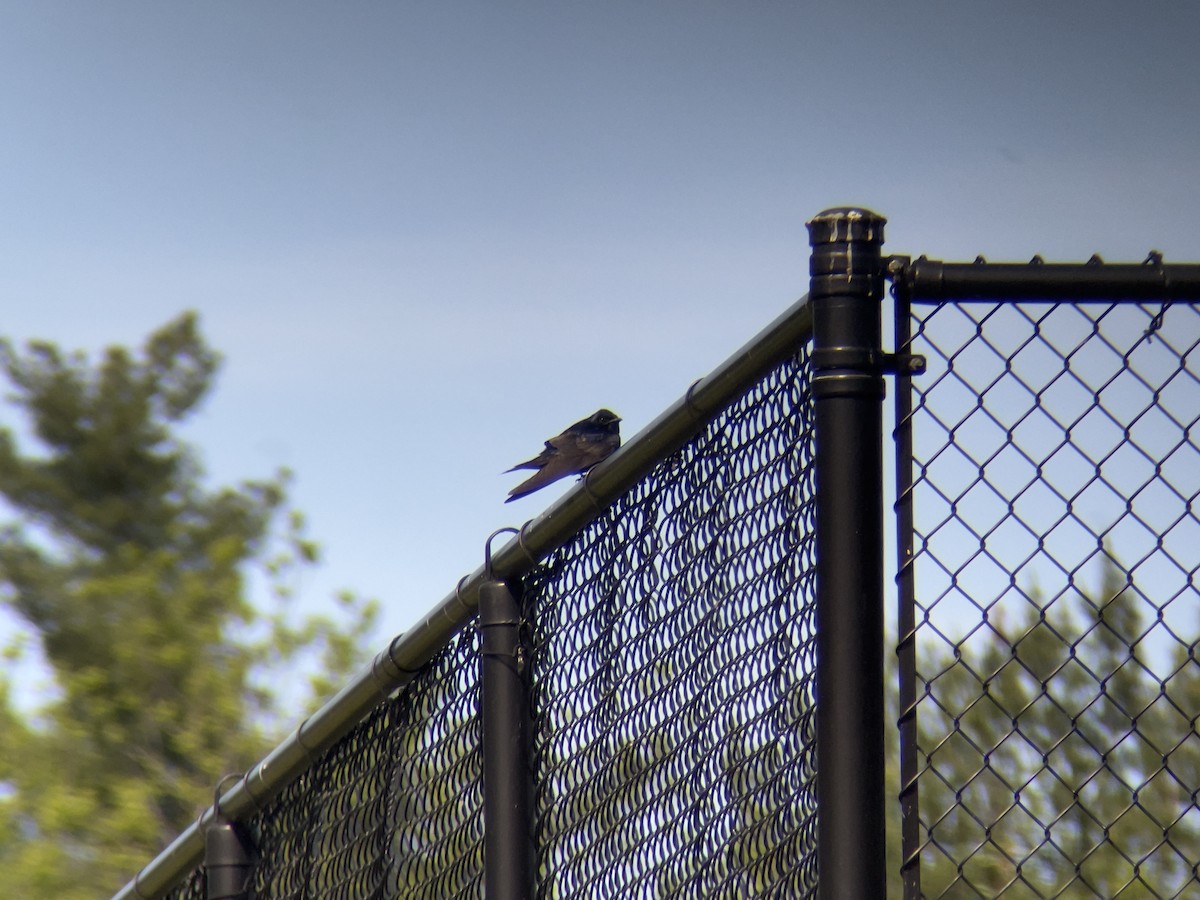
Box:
2;3;1198;704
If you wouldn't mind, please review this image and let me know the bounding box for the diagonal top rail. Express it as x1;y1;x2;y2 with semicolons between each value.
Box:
112;292;814;900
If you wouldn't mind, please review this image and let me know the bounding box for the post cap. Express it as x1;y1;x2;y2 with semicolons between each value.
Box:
807;208;886;246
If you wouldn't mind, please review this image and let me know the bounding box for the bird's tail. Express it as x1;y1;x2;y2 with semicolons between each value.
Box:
505;466;562;501
503;460;541;473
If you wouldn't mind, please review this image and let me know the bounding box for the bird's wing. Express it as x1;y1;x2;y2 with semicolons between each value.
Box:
504;441;558;473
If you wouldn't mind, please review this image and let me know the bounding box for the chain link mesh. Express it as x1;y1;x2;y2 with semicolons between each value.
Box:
525;347;818;898
159;346;817;899
905;298;1200;898
163;629;484;900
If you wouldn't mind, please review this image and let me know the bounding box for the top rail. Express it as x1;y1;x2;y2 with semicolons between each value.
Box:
898;254;1200;303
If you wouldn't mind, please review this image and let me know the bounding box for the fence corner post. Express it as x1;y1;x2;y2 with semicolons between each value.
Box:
807;206;888;898
479;577;534;900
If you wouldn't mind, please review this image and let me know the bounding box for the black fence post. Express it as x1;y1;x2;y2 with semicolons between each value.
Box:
807;207;888;898
479;577;534;900
204;788;254;900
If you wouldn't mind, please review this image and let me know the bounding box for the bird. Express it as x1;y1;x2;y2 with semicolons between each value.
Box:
505;409;622;502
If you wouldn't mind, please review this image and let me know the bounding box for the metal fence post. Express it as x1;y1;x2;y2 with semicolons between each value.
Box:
204;782;254;900
807;207;887;898
479;576;533;900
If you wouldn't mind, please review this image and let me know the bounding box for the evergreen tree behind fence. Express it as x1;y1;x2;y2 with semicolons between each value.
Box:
900;292;1200;897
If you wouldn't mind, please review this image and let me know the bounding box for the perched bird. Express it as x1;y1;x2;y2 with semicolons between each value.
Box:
505;409;622;502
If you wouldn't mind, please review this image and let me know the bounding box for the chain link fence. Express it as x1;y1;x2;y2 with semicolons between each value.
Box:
526;348;818;898
903;296;1200;898
117;213;1200;900
165;630;485;900
158;348;817;899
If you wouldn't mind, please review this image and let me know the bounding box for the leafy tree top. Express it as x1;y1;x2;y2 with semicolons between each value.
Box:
0;313;376;898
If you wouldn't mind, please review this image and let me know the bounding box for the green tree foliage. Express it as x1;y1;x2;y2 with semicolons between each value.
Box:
0;314;378;898
911;559;1200;898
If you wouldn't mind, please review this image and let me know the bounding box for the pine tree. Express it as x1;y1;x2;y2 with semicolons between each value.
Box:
912;557;1199;897
0;313;377;898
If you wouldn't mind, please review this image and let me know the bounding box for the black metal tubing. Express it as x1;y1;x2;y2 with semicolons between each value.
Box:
203;816;253;900
479;578;533;900
891;278;921;900
808;207;887;898
901;256;1200;302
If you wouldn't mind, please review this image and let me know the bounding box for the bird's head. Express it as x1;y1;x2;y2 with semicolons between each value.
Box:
591;409;621;426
